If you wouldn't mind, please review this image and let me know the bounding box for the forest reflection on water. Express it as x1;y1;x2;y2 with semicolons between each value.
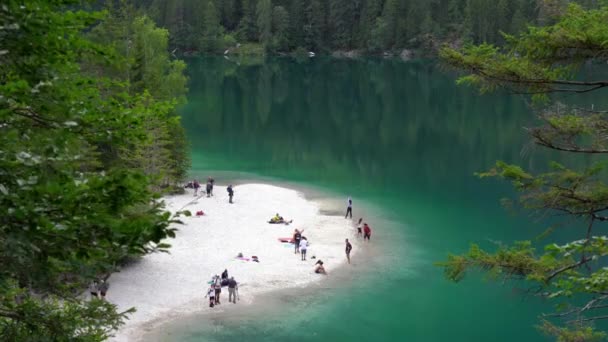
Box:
176;56;606;341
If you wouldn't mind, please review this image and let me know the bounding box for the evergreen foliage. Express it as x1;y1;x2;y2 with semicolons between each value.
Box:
439;3;608;340
0;0;189;339
125;0;598;55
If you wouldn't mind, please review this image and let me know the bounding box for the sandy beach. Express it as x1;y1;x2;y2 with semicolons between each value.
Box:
107;183;358;341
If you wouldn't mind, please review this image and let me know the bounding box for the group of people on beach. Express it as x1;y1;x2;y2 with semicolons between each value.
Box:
346;198;373;264
205;269;239;308
283;196;373;271
187;177;235;204
88;279;109;300
347;197;372;241
189;177;215;197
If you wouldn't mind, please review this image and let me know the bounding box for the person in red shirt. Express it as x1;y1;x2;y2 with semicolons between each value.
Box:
363;223;371;241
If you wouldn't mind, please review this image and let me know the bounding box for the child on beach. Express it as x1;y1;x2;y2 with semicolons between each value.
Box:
206;286;216;308
356;218;363;237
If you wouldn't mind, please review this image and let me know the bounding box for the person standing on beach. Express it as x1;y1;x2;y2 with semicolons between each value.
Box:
206;180;212;198
193;179;200;196
89;281;99;300
299;237;308;261
214;276;222;305
208;177;215;196
345;197;353;219
228;277;238;304
98;279;109;300
345;239;352;264
363;223;372;241
227;185;234;203
206;285;216;308
356;218;363;237
293;229;304;254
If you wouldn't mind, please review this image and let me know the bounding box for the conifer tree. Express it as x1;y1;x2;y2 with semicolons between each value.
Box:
256;0;273;46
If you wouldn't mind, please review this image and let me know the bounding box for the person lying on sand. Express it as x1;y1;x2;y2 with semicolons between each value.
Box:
268;213;293;225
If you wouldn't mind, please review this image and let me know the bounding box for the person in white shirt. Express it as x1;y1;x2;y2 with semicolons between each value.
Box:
206;286;216;308
345;197;353;219
299;237;308;261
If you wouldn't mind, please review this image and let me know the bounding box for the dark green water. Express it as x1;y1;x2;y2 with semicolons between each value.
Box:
170;57;603;341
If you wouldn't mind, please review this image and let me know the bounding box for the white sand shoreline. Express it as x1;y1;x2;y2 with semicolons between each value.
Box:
107;183;359;342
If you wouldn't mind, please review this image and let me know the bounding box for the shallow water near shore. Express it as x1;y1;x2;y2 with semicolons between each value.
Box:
144;57;608;341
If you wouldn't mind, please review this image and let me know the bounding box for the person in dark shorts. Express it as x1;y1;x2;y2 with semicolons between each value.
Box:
299;237;308;261
98;279;109;300
363;223;371;241
208;177;215;196
345;238;352;264
356;218;363;237
89;281;99;300
227;185;234;203
345;197;353;219
293;229;304;254
206;286;215;308
206;180;212;197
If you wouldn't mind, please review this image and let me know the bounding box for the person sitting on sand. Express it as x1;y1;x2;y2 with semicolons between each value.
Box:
270;213;282;223
221;269;229;280
315;263;327;275
269;214;293;225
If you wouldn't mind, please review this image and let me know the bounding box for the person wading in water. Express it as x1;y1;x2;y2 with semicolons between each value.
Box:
345;238;352;264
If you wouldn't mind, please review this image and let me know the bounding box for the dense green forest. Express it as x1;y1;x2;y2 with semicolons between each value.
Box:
109;0;600;55
1;0;189;339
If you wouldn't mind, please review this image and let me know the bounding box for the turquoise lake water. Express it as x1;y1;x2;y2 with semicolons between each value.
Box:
163;56;608;341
